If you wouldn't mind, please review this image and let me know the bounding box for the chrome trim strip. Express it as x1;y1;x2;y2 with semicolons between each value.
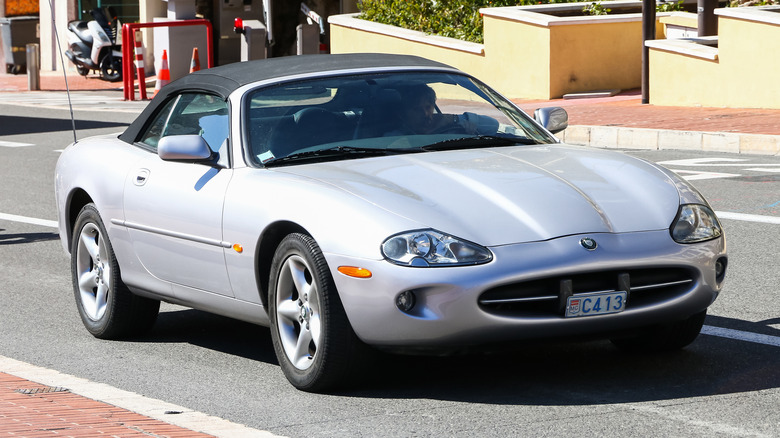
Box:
111;219;232;249
631;279;693;291
480;295;558;305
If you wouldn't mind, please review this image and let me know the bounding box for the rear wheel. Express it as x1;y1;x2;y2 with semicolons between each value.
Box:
268;233;364;392
100;55;122;82
76;65;90;76
611;310;707;352
71;204;159;339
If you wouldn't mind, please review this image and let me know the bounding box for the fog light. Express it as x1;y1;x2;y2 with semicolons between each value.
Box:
715;257;727;283
396;290;416;312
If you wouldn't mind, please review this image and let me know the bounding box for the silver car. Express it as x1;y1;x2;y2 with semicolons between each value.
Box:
55;54;726;392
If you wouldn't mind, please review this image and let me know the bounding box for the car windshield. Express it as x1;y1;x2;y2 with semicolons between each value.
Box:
244;72;556;167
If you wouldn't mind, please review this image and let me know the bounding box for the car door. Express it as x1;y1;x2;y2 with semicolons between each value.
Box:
123;93;235;296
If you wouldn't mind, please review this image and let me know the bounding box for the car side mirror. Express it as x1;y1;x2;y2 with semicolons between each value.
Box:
158;135;214;162
534;107;569;134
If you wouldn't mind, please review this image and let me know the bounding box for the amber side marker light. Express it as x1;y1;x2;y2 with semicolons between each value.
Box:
233;243;244;253
338;266;373;278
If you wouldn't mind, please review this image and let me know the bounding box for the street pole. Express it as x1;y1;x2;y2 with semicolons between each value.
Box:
641;0;656;104
698;0;718;36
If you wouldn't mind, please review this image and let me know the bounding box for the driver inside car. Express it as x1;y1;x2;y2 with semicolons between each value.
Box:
390;84;499;136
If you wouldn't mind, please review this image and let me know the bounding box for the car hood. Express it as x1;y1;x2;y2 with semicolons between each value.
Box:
276;145;681;246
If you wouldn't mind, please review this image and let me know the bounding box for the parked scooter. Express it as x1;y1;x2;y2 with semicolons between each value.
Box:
65;8;122;82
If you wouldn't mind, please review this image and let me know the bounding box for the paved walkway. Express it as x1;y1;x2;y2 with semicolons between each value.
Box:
0;372;215;437
2;70;779;155
0;356;277;438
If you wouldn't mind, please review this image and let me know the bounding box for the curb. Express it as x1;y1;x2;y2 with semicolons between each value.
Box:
559;125;780;156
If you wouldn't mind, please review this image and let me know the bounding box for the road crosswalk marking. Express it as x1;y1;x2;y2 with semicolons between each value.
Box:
0;140;34;147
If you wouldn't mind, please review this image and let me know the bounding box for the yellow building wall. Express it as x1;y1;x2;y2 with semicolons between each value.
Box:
717;18;780;108
650;12;780;109
648;51;720;107
331;9;779;106
549;21;643;97
329;24;487;83
481;16;551;100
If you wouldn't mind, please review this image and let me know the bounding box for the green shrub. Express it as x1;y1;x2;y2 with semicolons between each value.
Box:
656;0;684;11
582;1;611;14
357;0;572;44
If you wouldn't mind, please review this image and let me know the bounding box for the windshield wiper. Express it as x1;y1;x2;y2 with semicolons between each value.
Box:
420;135;538;152
263;146;411;167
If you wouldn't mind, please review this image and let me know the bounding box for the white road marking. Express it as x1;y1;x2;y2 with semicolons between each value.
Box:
702;325;780;348
658;158;780;167
715;211;780;225
745;167;780;173
0;212;58;228
0;140;34;147
0;355;282;438
623;402;772;438
673;170;742;181
659;158;780;180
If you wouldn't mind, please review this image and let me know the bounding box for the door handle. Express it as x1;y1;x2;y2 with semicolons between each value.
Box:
134;169;150;186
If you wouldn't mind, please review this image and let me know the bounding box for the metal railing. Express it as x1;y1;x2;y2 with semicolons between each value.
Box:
121;19;214;101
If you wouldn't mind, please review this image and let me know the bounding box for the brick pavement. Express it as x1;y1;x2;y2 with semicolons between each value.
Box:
0;372;215;438
514;90;780;136
0;71;123;92
2;71;779;140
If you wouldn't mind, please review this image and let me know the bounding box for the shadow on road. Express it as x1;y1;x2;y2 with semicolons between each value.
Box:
140;308;277;365
0;230;59;245
0;115;127;136
132;308;779;405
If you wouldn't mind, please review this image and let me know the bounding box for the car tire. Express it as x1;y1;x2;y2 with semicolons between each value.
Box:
71;204;159;339
611;310;707;352
100;56;122;82
268;233;364;392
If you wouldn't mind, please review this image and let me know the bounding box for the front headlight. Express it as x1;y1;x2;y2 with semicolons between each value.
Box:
381;230;492;267
671;204;723;243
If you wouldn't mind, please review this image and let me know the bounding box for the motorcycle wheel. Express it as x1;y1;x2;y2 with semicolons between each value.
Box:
77;65;90;76
100;56;122;82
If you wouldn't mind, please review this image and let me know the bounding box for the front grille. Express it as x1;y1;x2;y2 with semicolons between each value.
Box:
478;268;695;317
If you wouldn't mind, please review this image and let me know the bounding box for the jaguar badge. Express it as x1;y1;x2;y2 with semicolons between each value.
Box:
580;237;598;251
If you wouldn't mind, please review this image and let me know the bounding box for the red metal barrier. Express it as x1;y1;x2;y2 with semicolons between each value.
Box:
122;19;214;101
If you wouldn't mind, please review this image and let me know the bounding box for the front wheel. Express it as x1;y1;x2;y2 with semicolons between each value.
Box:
71;204;159;339
611;310;707;352
268;233;364;392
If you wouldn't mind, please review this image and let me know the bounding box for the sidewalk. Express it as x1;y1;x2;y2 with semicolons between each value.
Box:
0;372;216;437
0;356;276;438
1;70;779;155
513;90;780;155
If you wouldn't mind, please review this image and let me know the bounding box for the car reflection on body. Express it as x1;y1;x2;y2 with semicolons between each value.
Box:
55;54;727;392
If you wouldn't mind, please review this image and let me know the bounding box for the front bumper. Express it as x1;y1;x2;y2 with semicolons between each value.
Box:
326;230;726;349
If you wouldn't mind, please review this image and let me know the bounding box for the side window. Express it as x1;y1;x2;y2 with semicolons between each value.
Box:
139;93;229;153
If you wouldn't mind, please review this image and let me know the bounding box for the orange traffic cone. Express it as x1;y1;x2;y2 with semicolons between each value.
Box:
189;47;200;73
153;49;170;97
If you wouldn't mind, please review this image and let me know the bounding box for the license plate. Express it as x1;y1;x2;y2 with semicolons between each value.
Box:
565;291;626;318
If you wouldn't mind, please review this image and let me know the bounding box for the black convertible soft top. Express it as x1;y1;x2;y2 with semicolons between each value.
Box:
119;53;455;144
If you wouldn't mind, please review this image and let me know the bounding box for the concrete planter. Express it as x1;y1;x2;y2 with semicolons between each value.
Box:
329;1;665;99
646;6;780;109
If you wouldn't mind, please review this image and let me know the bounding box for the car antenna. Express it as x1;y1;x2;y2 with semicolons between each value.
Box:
46;0;78;144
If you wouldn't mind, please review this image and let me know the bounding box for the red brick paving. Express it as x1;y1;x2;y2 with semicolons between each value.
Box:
0;372;214;438
2;71;779;137
514;89;780;136
0;71;123;92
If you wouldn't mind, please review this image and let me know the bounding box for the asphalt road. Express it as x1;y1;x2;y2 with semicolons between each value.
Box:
1;103;779;437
